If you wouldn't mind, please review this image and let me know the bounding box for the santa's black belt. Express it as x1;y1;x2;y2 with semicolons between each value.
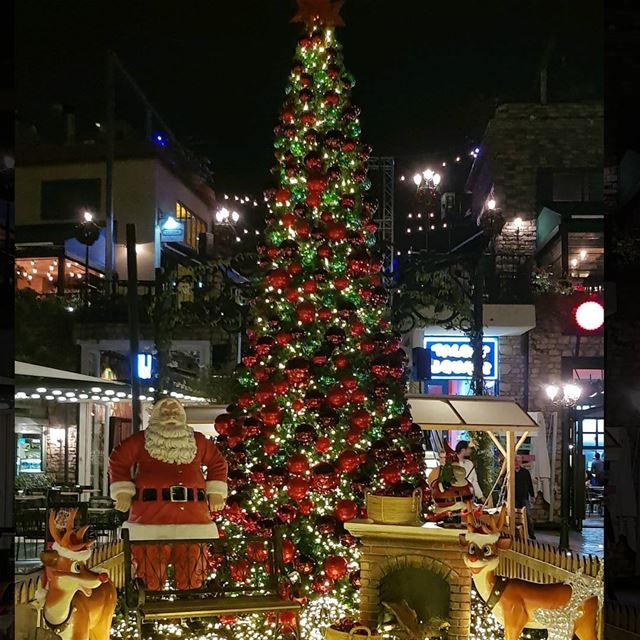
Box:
137;487;206;503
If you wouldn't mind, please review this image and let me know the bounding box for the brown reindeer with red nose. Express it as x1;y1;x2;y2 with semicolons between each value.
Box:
460;507;601;640
40;509;116;640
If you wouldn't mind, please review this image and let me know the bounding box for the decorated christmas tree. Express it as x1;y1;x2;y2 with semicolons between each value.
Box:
216;0;427;622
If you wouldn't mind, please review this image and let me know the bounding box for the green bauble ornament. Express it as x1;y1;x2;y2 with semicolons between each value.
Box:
267;228;286;245
238;367;256;388
290;140;305;157
361;177;372;191
291;185;307;203
322;190;339;207
315;70;330;86
300;246;316;267
347;121;361;138
331;254;347;274
342;72;356;88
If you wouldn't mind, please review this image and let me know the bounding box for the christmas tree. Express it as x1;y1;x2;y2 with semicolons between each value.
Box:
216;0;426;621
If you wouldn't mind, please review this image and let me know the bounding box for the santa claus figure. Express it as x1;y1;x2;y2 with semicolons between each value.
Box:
109;397;227;590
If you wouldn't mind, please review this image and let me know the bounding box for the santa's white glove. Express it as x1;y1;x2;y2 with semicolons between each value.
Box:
114;493;132;512
208;493;225;512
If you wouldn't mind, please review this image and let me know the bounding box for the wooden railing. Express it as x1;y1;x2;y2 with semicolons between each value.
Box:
606;602;640;640
498;537;602;583
14;540;124;605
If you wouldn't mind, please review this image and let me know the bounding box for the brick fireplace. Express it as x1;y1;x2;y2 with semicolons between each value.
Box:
345;521;471;640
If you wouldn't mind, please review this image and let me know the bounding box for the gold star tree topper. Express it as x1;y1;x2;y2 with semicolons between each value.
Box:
291;0;345;28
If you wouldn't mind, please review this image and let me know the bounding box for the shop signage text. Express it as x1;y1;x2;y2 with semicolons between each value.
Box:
424;336;498;380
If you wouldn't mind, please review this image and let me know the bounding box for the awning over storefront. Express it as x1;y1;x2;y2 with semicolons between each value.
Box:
407;395;539;432
16;361;128;385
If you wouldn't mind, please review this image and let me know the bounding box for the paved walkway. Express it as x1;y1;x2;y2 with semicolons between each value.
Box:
535;525;604;557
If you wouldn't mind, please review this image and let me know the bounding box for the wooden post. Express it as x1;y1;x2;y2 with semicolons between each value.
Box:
506;430;515;537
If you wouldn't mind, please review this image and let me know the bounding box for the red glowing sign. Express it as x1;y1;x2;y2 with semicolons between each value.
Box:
574;300;604;332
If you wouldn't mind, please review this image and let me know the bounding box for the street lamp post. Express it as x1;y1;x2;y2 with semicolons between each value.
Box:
546;382;582;552
74;211;101;307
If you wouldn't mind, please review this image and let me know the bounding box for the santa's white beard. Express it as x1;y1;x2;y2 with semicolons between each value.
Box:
144;420;197;464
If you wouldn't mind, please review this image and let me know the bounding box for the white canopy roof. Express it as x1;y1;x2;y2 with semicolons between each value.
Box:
15;361;127;385
407;395;539;433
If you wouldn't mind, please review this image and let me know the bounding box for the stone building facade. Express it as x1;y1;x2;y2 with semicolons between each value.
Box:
469;102;604;523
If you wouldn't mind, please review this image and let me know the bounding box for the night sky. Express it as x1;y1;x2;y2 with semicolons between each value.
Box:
17;0;602;197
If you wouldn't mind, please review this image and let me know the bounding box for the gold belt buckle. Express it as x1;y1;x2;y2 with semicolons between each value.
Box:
170;486;188;502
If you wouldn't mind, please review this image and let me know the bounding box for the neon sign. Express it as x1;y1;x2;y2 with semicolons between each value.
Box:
424;336;498;380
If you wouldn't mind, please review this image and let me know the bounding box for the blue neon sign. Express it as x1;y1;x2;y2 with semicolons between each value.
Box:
137;354;154;380
424;336;498;380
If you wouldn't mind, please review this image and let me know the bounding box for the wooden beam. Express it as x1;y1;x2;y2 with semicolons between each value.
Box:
487;431;507;458
515;431;529;452
506;430;516;537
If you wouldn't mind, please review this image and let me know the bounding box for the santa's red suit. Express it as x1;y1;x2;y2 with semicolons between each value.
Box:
109;420;227;590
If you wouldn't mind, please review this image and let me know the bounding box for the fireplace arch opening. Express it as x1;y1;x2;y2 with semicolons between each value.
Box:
380;566;450;625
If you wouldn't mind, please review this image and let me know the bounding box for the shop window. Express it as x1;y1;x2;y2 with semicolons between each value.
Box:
175;202;207;248
41;179;101;221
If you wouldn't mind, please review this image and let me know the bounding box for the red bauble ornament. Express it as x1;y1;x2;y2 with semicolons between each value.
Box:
337;449;361;473
380;462;403;486
340;375;358;390
340;532;358;548
307;175;327;192
281;108;294;123
237;393;253;409
324;555;348;580
334;276;349;291
285;357;309;384
287;477;310;501
275;331;292;346
326;385;349;408
335;499;358;522
294;554;316;575
311;462;339;492
326;221;347;242
345;429;361;446
287;261;303;276
230;560;250;582
306;192;321;208
243;417;262;437
301;112;316;126
296;220;311;239
315;436;331;453
311;575;334;594
275;188;290;203
351;389;366;404
296;301;316;323
350;409;372;431
282;213;297;228
350;321;365;337
302;279;317;293
316;515;338;534
287;453;310;475
294;423;317;444
247;541;268;562
333;353;349;369
298;499;314;515
255;382;276;404
276;504;298;525
318;308;333;323
219;615;237;626
292;399;305;412
360;339;375;353
263;440;279;455
260;404;281;427
323;91;340;106
284;288;300;304
281;539;296;563
214;413;234;436
317;243;332;259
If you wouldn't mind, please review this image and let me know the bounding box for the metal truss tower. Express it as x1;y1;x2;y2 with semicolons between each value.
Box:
367;157;395;272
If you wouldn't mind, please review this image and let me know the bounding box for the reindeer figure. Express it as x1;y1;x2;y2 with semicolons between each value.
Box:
460;507;601;640
40;510;117;640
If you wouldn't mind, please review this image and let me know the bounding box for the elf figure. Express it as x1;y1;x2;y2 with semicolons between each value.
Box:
109;398;227;590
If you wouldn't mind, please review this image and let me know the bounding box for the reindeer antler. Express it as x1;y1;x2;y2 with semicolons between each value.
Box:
50;509;93;552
